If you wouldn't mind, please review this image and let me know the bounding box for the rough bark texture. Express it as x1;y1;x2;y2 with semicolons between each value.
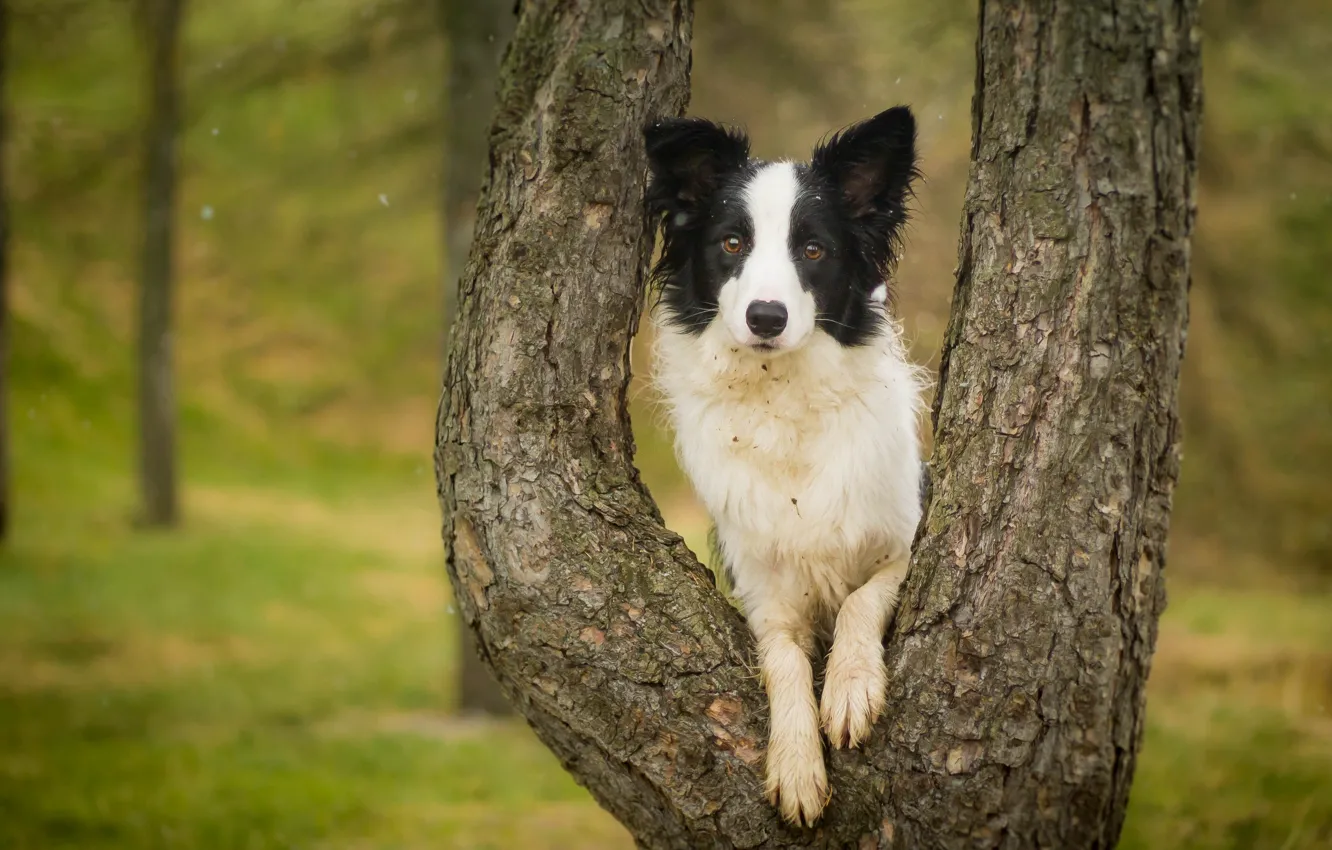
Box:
137;0;183;527
863;1;1198;845
439;0;519;717
435;0;1199;847
0;0;8;543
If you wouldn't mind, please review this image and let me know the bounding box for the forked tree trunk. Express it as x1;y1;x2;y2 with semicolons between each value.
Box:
137;0;184;528
434;0;1199;847
438;0;518;717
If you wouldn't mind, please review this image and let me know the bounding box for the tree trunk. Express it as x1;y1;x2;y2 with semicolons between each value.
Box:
439;0;518;718
850;0;1199;844
0;0;8;543
434;0;1199;847
137;0;183;528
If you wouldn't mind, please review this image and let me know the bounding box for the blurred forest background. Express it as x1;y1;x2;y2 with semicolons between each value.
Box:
3;0;1330;848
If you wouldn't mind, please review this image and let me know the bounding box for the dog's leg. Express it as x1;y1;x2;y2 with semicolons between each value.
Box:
820;560;909;748
751;605;827;826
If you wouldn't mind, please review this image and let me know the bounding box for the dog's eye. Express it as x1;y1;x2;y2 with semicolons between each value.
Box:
721;235;745;254
803;242;825;261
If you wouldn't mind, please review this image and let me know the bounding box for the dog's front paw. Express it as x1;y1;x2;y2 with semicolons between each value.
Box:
764;729;828;826
820;640;888;749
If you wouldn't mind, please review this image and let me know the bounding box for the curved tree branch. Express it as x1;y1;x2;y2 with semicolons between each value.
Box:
435;1;781;843
436;0;1199;847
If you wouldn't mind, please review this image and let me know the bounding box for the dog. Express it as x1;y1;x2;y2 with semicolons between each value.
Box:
644;106;927;826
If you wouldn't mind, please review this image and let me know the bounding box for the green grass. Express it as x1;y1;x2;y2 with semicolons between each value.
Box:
1122;590;1332;849
0;420;633;850
4;417;1330;848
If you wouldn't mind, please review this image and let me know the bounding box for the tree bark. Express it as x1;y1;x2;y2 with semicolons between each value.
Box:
854;1;1199;845
435;0;1199;847
137;0;184;528
0;0;8;543
439;0;518;717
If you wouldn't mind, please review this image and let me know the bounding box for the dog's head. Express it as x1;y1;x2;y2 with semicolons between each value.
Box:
645;107;919;353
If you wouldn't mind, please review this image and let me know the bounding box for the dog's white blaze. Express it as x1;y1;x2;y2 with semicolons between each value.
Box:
717;162;817;349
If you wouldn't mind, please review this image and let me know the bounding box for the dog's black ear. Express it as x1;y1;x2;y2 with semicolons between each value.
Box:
811;106;918;221
644;117;750;217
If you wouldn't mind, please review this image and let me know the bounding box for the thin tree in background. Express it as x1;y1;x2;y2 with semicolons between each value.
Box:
136;0;184;528
439;0;516;716
436;0;1200;845
440;0;514;330
0;0;9;543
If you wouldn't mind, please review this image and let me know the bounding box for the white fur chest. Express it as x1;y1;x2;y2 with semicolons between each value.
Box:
653;316;926;621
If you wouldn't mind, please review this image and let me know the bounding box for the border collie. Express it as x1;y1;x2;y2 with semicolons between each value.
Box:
644;107;927;826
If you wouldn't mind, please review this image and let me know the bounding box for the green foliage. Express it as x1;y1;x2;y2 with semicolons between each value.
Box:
1171;0;1332;575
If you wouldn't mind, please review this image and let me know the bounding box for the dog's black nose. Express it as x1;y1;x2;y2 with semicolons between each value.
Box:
745;300;788;339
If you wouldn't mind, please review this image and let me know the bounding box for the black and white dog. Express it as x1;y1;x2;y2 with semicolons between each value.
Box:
644;107;926;826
